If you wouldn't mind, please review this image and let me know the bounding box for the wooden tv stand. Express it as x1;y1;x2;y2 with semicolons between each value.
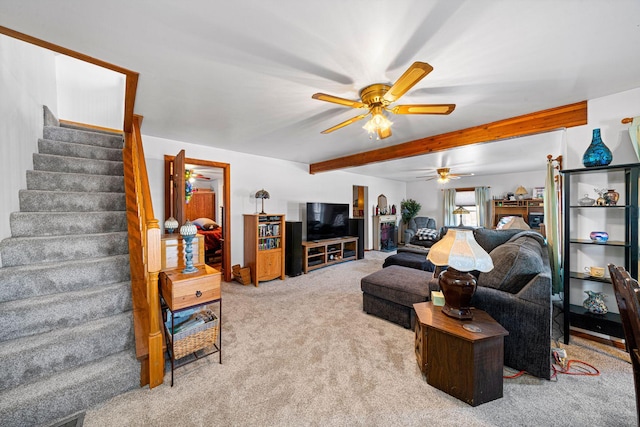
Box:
301;237;358;273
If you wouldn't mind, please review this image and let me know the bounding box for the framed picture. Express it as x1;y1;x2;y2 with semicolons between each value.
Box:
532;187;545;199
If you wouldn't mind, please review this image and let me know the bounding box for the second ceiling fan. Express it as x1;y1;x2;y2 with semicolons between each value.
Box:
312;61;455;139
418;167;474;183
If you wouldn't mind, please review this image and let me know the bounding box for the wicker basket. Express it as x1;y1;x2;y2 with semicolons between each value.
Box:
168;314;219;360
232;264;252;285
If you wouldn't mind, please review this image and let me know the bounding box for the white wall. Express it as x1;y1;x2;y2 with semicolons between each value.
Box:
0;35;57;254
55;55;125;130
142;135;406;266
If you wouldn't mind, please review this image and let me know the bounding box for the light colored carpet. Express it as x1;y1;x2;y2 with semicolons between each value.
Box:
84;251;636;426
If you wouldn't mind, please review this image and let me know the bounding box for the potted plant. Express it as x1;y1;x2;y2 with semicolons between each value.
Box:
401;198;421;224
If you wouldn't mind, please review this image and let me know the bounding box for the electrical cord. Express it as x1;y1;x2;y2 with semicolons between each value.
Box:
502;350;600;380
550;349;600;380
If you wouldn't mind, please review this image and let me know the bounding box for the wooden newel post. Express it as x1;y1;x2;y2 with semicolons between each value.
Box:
146;220;163;388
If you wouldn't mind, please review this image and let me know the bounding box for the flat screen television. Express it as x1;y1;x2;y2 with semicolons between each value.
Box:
306;202;350;241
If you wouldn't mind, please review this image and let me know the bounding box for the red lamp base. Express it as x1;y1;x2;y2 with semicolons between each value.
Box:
438;267;477;320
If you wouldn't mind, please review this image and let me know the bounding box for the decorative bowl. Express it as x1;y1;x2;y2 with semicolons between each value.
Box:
589;231;609;243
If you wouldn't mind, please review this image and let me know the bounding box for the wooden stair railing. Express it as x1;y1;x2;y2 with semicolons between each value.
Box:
123;115;164;389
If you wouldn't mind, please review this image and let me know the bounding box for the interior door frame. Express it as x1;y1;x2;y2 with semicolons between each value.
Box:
164;155;232;282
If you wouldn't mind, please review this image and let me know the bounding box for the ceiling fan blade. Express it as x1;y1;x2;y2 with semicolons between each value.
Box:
449;173;474;178
383;62;433;103
320;113;369;134
312;93;367;109
421;176;438;181
377;126;392;139
391;104;456;115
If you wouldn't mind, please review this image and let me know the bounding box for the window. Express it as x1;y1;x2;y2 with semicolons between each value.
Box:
455;190;478;227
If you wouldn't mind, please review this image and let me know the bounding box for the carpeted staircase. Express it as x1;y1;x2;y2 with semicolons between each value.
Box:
0;108;140;426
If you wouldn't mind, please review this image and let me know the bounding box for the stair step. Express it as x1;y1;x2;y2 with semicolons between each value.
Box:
10;211;127;237
43;125;124;149
0;255;130;303
19;189;125;212
0;281;133;341
0;311;133;392
38;138;123;162
33;153;123;176
0;232;129;267
0;350;139;427
26;170;124;193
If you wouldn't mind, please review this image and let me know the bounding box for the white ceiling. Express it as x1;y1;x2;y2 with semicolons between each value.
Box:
2;0;640;181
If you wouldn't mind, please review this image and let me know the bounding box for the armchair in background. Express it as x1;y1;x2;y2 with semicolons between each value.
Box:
404;216;439;248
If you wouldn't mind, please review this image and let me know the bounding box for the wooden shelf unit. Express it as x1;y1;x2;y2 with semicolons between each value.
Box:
301;237;358;273
243;214;286;286
490;199;544;229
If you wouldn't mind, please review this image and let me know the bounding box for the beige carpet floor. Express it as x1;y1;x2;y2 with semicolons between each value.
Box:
84;251;636;426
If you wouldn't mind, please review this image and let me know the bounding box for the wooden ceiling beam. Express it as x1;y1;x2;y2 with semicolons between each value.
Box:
309;100;587;174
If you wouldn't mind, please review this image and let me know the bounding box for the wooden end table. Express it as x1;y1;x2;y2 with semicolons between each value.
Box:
413;301;508;406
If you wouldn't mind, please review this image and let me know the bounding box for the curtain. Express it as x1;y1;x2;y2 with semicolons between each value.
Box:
443;188;457;226
629;117;640;162
545;158;563;294
474;186;491;228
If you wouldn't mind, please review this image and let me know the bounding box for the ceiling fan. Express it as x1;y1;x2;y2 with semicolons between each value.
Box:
311;62;455;140
417;167;474;183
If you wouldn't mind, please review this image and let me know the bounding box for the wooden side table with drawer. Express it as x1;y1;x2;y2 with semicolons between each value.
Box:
413;301;508;406
160;264;222;386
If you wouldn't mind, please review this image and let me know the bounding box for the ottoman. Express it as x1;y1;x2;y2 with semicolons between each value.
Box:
361;265;438;329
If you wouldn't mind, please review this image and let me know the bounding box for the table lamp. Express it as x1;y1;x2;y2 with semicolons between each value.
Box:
179;220;199;274
255;189;270;214
164;216;179;234
515;185;528;200
452;206;470;227
427;229;494;319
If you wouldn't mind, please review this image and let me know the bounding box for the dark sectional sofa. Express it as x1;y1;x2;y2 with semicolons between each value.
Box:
361;227;553;379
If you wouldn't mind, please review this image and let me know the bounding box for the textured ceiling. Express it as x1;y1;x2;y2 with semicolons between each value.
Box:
2;0;640;181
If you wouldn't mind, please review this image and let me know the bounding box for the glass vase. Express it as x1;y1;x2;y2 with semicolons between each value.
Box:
582;128;612;167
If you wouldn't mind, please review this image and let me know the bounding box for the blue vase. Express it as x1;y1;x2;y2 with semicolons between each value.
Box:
582;128;612;167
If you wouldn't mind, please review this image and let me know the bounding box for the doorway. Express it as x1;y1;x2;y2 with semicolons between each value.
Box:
164;155;232;282
352;185;369;249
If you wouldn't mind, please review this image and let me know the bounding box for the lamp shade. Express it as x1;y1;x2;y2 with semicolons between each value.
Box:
255;189;270;199
452;206;470;215
179;219;197;237
515;185;528;195
501;216;531;230
427;229;493;272
164;216;179;233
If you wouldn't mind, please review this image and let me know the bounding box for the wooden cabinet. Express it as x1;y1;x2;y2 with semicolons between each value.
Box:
243;214;286;286
560;163;639;344
301;237;358;273
490;199;544;229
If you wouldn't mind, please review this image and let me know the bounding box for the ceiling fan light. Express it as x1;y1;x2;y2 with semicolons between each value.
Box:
363;107;393;135
437;176;449;184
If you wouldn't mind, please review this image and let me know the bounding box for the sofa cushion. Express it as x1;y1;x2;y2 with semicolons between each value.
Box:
472;228;523;253
478;235;544;294
361;265;432;307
